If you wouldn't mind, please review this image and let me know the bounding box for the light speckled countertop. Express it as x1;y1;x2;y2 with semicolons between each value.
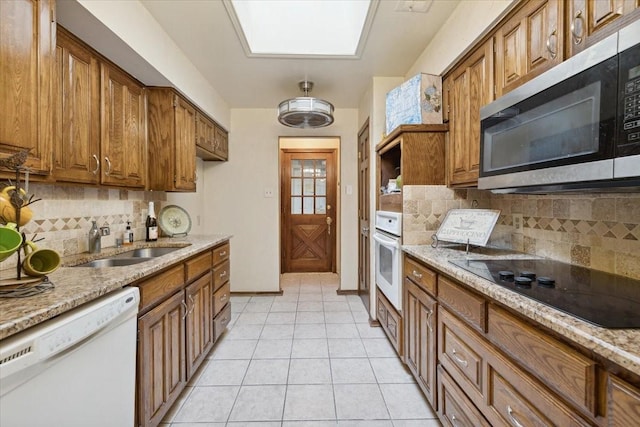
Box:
0;234;231;341
403;245;640;377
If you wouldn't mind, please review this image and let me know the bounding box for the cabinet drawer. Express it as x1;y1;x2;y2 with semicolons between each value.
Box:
213;259;230;291
487;305;597;415
438;365;491;427
439;306;485;397
213;303;231;342
185;250;212;283
608;374;640;426
376;293;388;325
438;276;486;333
404;256;437;296
213;242;230;265
213;281;231;317
137;264;185;313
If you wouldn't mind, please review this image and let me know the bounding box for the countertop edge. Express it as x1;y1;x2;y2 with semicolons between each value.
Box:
0;234;231;341
402;245;640;378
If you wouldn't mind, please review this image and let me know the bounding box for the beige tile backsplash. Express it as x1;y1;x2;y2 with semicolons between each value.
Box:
403;185;640;280
0;184;166;273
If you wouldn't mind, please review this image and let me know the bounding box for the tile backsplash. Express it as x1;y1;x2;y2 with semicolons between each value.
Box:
403;185;640;280
0;184;166;273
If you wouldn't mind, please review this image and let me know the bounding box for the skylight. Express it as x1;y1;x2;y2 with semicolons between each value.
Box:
225;0;376;58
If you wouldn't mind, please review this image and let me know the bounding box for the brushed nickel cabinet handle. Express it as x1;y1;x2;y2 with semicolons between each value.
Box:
570;10;584;45
412;270;423;279
451;348;468;367
219;250;227;256
451;414;460;427
220;294;228;303
546;29;557;59
426;308;434;332
181;300;188;319
104;156;112;176
507;405;525;427
220;270;227;278
91;154;100;175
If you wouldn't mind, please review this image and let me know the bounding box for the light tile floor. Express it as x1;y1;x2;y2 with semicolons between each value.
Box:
160;273;441;427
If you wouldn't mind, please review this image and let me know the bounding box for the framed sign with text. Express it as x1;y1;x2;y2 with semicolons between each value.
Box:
435;209;501;247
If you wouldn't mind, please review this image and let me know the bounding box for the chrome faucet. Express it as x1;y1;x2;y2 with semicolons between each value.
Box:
88;221;101;253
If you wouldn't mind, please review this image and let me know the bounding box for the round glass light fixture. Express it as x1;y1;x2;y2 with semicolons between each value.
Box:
278;81;334;128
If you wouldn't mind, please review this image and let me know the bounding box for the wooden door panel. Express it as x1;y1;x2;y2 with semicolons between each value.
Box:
591;0;624;31
358;120;370;310
0;0;54;175
175;97;196;190
281;149;337;273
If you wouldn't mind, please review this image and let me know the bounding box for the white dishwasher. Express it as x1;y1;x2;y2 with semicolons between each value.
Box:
0;287;140;427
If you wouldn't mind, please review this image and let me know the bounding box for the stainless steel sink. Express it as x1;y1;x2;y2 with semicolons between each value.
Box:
72;245;186;267
74;257;152;268
112;247;183;258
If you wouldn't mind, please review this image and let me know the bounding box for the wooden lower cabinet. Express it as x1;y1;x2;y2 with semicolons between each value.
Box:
438;365;491;427
185;273;214;379
136;242;231;427
137;291;186;427
376;290;402;356
608;374;640;426
404;277;437;407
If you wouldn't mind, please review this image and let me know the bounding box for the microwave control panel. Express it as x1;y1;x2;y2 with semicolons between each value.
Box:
622;62;640;143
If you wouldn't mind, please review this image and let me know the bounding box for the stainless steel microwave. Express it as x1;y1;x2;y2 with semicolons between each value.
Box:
479;19;640;193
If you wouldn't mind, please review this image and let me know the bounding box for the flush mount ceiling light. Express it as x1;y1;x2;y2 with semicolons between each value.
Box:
278;81;334;129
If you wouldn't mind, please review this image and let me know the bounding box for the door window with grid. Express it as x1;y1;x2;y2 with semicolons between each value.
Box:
290;159;327;215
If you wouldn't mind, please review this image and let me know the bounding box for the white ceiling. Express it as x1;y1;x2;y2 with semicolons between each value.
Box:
57;0;461;110
136;0;460;109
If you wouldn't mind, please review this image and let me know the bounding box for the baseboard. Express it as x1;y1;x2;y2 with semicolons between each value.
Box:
336;289;359;295
230;290;284;296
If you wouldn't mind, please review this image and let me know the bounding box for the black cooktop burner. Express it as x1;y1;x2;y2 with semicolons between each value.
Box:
449;258;640;328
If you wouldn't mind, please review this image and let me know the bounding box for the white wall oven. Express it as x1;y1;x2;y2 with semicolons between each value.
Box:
373;211;402;310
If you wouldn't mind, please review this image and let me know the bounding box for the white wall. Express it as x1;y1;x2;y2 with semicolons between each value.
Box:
203;108;359;293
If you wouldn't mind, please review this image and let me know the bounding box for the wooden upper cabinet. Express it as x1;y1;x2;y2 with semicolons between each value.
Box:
147;88;196;191
53;27;101;184
567;0;640;57
100;62;147;188
196;112;229;162
494;0;564;97
446;39;493;187
0;0;55;176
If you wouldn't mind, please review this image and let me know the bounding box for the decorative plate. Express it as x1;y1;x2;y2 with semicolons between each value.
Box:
158;205;191;237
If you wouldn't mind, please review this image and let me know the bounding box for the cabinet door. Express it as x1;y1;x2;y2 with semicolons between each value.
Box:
185;273;214;378
568;0;640;57
494;0;563;97
196;112;215;154
100;62;147;187
0;0;54;175
174;96;196;191
447;40;493;187
404;278;437;407
53;28;101;183
137;291;186;427
214;125;229;160
608;374;640;426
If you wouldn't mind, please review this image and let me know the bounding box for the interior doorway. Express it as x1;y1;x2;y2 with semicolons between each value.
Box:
280;140;339;273
357;120;370;311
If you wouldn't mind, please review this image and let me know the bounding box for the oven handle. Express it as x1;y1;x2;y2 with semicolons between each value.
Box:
373;232;401;249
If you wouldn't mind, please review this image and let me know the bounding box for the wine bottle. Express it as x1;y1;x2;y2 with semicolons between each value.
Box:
146;202;158;241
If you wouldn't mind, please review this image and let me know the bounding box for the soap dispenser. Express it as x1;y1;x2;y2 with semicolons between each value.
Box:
124;221;133;245
89;220;101;253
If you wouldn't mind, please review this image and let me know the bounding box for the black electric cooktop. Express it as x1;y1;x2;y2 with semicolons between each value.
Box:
449;258;640;328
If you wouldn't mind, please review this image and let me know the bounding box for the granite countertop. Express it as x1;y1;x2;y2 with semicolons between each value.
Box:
0;234;231;341
403;244;640;377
